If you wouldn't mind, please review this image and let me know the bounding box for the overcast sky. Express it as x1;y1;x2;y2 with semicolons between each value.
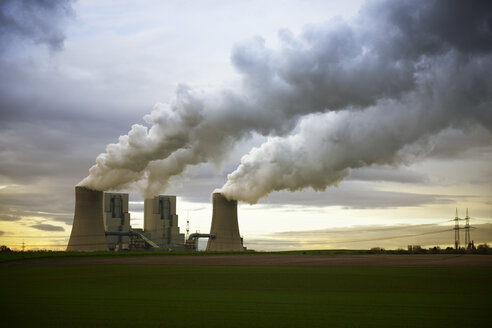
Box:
1;0;491;251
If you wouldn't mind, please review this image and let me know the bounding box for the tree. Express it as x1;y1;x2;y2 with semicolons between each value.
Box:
477;244;491;254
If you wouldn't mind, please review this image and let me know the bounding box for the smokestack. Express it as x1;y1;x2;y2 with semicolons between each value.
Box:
206;193;244;252
67;186;109;251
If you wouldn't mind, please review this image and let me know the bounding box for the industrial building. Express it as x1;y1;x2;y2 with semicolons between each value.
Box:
67;188;185;251
67;187;244;252
144;195;185;251
103;192;130;251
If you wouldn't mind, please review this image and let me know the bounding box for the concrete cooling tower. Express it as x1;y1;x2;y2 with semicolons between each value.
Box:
67;186;109;251
206;192;244;252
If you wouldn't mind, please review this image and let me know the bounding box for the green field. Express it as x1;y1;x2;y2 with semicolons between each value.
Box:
1;264;490;327
0;250;219;264
0;250;368;264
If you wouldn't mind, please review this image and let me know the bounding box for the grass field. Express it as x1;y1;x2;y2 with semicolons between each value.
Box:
1;264;490;327
0;250;213;264
2;248;485;265
0;250;368;264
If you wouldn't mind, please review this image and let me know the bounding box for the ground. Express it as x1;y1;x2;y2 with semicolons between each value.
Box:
1;253;491;327
2;253;492;267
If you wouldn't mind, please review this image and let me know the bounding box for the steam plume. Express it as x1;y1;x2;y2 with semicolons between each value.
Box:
79;0;492;202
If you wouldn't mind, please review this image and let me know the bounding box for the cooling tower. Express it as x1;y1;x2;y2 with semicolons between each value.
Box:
67;186;109;251
206;193;244;252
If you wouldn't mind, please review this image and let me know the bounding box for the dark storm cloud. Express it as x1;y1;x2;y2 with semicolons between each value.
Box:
0;121;125;184
0;0;134;219
0;0;139;147
0;215;21;221
427;127;492;159
0;95;113;223
30;223;65;232
0;48;150;185
0;0;75;51
367;0;492;55
0;185;75;224
0;57;148;128
75;0;492;204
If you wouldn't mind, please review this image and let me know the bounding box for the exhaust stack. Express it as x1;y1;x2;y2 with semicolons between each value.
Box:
206;192;244;252
67;186;109;251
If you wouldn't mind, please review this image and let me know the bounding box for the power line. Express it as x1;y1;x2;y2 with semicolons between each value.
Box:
454;208;460;249
326;228;454;244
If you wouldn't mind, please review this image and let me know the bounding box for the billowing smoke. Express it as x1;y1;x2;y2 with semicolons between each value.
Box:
79;0;492;202
0;0;74;51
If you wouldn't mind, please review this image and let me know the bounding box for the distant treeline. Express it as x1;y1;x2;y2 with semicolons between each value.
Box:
1;244;491;257
369;244;492;255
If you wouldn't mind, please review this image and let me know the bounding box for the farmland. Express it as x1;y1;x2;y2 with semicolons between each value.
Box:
1;253;490;327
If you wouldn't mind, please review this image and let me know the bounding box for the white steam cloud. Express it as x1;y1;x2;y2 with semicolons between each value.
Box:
79;0;492;202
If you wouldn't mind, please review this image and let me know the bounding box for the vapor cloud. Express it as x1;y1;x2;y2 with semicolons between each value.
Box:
79;0;492;203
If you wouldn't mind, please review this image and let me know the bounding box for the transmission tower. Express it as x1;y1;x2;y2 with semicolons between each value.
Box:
186;211;190;240
454;208;460;249
22;240;25;252
464;208;471;249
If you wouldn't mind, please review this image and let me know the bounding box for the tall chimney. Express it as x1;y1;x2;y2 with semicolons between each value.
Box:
67;186;109;251
206;192;244;252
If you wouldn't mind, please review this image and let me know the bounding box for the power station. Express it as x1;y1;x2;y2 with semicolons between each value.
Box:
67;187;245;252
